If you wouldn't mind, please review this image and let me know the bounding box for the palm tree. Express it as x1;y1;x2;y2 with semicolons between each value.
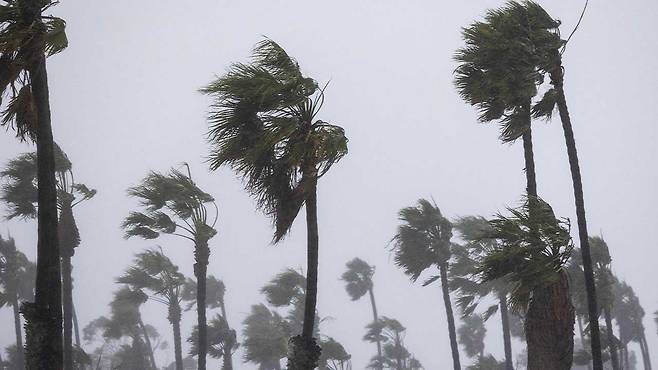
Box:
458;314;486;360
1;1;69;366
183;276;237;370
0;234;36;369
612;280;652;370
364;317;423;370
318;338;351;370
391;199;460;370
341;257;382;366
479;198;574;369
451;216;514;370
122;166;218;370
0;144;96;370
201;38;348;369
242;304;288;370
117;248;186;370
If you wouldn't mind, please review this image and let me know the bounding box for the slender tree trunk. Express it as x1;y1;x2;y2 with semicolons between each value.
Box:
194;240;210;370
522;124;537;198
368;287;383;368
577;315;593;370
20;2;62;367
62;255;73;370
639;333;652;370
439;263;461;370
169;303;183;370
219;300;234;370
550;63;603;370
12;298;25;369
499;293;514;370
604;306;620;370
72;303;81;347
138;319;156;370
525;272;574;370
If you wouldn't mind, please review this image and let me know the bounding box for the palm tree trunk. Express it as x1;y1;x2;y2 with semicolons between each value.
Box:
439;263;461;370
604;306;620;370
194;240;210;370
169;303;183;370
525;271;574;370
138;319;156;370
522;124;537;198
550;63;603;370
21;1;63;366
72;303;81;347
499;293;514;370
577;315;593;370
368;287;383;368
639;332;652;370
219;300;234;370
62;255;74;370
12;298;25;369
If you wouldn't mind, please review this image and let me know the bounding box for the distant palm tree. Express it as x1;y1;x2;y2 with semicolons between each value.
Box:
183;276;237;370
242;304;288;370
0;235;36;369
318;337;352;370
201;39;348;369
612;280;652;370
0;144;96;370
123;166;218;370
341;257;382;366
458;314;486;360
1;1;69;365
117;248;186;370
452;216;514;370
479;198;574;369
391;199;460;370
364;317;423;370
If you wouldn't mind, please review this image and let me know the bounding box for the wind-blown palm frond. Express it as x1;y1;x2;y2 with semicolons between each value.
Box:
242;304;288;369
201;38;348;242
187;314;238;359
341;258;374;301
318;337;351;370
261;268;306;307
181;275;226;310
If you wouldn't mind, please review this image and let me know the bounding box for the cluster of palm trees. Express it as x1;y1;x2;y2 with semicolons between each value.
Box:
0;0;655;369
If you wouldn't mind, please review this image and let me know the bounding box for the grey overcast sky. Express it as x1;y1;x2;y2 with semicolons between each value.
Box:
1;0;656;368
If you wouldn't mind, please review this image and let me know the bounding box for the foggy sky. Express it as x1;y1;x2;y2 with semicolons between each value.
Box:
1;0;656;368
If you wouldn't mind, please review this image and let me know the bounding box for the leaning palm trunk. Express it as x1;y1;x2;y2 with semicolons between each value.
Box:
603;306;620;370
577;315;592;370
499;293;514;370
12;297;25;368
639;332;652;370
62;254;74;370
219;300;234;370
139;319;157;370
440;263;461;370
549;62;603;370
21;2;63;367
288;180;322;370
368;287;383;367
525;272;574;370
195;238;210;370
169;303;184;370
72;303;81;347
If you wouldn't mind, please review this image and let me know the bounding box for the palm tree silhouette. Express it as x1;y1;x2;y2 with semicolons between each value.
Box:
201;39;348;370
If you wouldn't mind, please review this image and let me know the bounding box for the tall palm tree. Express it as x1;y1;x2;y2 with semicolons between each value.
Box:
201;38;348;370
479;198;574;369
341;257;382;366
183;276;237;370
117;248;186;370
391;199;460;370
451;216;514;370
0;144;96;370
122;166;218;370
0;234;36;369
1;1;69;366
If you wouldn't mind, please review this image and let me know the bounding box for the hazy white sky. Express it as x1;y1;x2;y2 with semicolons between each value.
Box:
1;0;656;368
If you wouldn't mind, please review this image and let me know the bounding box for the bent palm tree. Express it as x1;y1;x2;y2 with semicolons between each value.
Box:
1;1;69;366
364;317;423;370
480;198;574;369
202;38;348;369
242;304;288;370
341;257;382;367
188;313;238;370
458;314;486;360
0;145;95;370
117;248;186;370
391;199;460;370
0;235;36;369
123;166;218;370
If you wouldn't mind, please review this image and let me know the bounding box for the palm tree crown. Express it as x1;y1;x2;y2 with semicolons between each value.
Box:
341;257;375;301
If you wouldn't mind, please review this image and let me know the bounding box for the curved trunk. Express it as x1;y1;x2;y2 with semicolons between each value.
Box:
138;319;156;370
550;63;603;370
525;272;574;370
22;10;63;368
604;306;620;370
499;293;514;370
62;255;73;370
440;263;461;370
72;303;81;347
12;297;25;368
219;300;234;370
169;303;183;370
368;287;383;368
194;240;210;370
639;332;652;370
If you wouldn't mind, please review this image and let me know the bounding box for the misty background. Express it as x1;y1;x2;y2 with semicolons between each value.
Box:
0;0;656;368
